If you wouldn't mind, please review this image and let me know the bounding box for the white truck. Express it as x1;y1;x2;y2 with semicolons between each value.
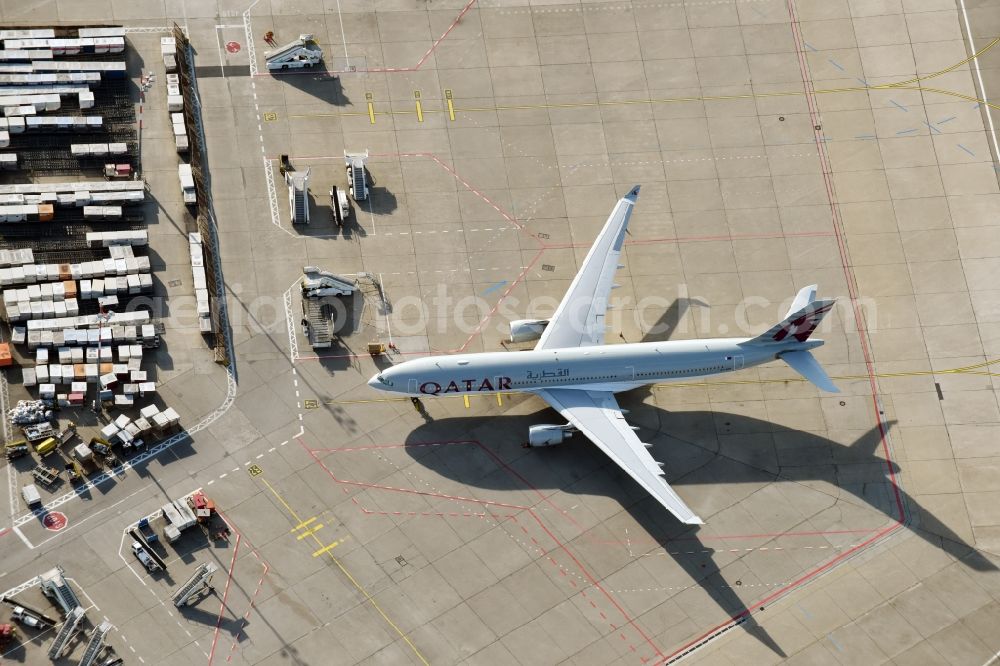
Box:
12;606;51;630
178;163;196;205
131;541;161;573
265;34;322;71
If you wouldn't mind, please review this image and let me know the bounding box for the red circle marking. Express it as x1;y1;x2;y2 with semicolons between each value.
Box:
226;41;241;54
42;512;67;531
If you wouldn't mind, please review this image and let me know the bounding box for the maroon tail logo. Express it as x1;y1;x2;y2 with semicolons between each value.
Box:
772;303;834;342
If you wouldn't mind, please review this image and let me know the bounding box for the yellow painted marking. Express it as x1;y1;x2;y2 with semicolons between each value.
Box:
262;112;277;121
312;540;340;557
365;91;375;124
414;91;423;122
653;358;1000;390
496;393;503;406
321;358;1000;403
261;479;429;666
290;517;317;532
445;88;455;120
292;38;1000;124
296;524;324;540
247;464;263;477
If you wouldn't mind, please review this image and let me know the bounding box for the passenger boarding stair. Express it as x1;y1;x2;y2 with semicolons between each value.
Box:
47;606;85;660
40;566;80;615
286;167;311;225
172;562;218;607
79;620;112;666
345;151;369;201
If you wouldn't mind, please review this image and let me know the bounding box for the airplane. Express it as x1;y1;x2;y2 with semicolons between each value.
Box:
368;185;839;525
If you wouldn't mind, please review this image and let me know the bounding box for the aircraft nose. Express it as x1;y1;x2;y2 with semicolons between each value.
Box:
367;374;380;388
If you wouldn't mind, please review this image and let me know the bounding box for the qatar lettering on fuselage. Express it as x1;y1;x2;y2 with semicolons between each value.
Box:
419;376;512;395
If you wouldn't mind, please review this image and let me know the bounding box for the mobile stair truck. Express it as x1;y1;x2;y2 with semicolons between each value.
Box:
265;34;323;71
300;266;358;349
286;167;311;225
345;150;369;201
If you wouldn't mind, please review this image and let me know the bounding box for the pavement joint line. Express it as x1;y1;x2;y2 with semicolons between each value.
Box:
260;477;429;665
352;441;653;653
92;10;998;660
321;355;998;403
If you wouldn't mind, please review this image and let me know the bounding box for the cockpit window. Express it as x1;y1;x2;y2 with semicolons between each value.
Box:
376;374;392;386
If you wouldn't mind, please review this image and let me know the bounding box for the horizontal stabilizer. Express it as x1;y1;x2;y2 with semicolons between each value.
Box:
781;350;839;393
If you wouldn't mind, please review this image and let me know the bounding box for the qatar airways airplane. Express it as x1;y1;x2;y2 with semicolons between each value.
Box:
368;185;839;525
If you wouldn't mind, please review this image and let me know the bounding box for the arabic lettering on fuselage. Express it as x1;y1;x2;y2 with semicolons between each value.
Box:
419;377;512;395
525;368;570;380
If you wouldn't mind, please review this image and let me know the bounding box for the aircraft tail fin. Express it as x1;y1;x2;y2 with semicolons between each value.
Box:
745;285;836;346
780;350;839;393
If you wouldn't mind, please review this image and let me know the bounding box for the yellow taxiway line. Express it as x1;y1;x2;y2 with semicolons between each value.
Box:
318;359;1000;405
291;36;1000;123
260;478;429;666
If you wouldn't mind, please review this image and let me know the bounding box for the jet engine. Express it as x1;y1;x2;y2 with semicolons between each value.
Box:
526;424;575;447
509;319;550;343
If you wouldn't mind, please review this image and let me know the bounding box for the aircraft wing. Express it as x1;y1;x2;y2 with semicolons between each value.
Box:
533;387;704;525
534;185;639;350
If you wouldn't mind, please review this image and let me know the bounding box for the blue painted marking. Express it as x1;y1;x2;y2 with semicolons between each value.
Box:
890;100;908;112
482;280;508;295
896;128;918;135
827;59;845;72
855;77;870;87
855;134;877;140
797;604;813;620
827;634;844;653
957;143;976;157
804;42;817;52
938;115;957;124
974;102;982;109
923;121;941;134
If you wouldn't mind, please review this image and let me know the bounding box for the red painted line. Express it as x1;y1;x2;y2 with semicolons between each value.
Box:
428;154;536;239
251;1;475;75
472;440;582;529
526;510;665;660
0;528;9;538
207;532;242;666
662;523;902;662
300;430;657;658
312;440;580;530
655;5;911;663
413;0;478;70
302;439;530;510
783;0;902;520
307;439;477;452
543;229;836;250
459;249;545;351
585;527;880;547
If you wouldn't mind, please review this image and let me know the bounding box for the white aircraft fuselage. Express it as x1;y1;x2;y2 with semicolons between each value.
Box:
369;337;823;396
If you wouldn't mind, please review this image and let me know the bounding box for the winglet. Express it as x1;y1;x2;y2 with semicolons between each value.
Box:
625;184;640;201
